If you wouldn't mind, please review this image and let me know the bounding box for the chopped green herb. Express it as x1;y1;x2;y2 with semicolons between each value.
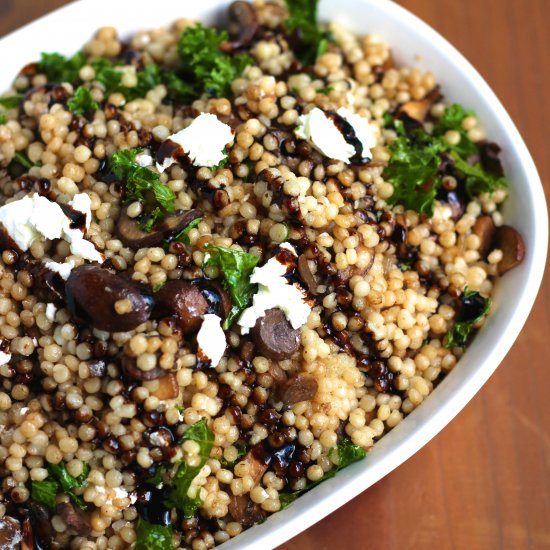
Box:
220;443;246;469
173;217;202;245
383;104;508;216
152;280;166;293
135;517;174;550
202;245;260;329
177;24;253;99
450;152;508;197
167;419;214;518
140;207;164;232
0;95;23;109
38;51;86;84
162;71;195;104
67;86;99;117
31;479;58;510
12;151;35;170
279;439;366;510
284;0;326;65
316;86;334;95
384;125;445;216
398;258;413;272
445;288;491;348
0;115;6;125
175;405;185;414
145;465;167;487
48;462;90;510
109;149;175;226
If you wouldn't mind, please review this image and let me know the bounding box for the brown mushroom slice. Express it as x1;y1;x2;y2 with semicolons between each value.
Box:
152;281;208;335
27;502;54;549
116;207;202;249
495;225;525;275
219;1;259;52
57;502;90;536
473;215;496;258
151;373;179;400
65;265;154;332
198;280;232;320
397;87;443;123
251;308;300;361
278;373;318;405
0;516;22;550
297;254;318;295
228;494;266;527
241;445;270;485
122;355;165;381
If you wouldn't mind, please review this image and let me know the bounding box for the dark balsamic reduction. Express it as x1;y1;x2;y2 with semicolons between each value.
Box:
458;292;487;322
135;486;171;526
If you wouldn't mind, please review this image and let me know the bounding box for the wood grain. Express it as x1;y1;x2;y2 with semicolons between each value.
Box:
1;1;549;549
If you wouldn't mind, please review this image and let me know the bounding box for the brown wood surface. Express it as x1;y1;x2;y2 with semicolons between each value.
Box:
1;1;549;549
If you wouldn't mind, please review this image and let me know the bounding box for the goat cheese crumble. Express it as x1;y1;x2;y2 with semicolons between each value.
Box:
0;351;11;366
45;303;57;322
196;314;227;368
156;113;234;172
295;107;377;163
44;260;75;281
238;245;312;334
0;193;103;263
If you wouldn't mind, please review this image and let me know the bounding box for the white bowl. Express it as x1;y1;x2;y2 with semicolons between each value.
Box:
0;0;546;548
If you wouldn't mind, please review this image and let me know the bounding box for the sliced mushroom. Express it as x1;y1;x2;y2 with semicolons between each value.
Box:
335;250;375;286
116;207;202;249
252;308;300;361
65;265;154;332
495;225;525;274
228;494;266;527
198;280;232;320
297;254;318;295
397;87;442;123
241;444;271;485
0;516;22;550
57;502;90;536
278;373;318;405
122;355;165;381
151;373;179;400
27;501;54;549
219;1;259;52
152;281;208;335
473;215;496;258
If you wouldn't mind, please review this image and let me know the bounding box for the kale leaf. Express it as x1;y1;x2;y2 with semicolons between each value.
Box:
284;0;329;65
279;439;366;510
202;244;260;329
177;24;253;99
67;86;99;117
173;217;202;245
109;148;175;225
38;51;86;84
0;95;23;109
384;104;508;215
445;287;491;348
31;479;58;509
48;462;90;510
166;419;214;518
135;517;175;550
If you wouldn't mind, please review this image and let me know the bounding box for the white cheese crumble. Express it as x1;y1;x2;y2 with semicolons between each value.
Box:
43;259;75;281
0;193;103;263
295;107;377;163
0;351;11;366
196;314;227;368
238;247;312;334
135;152;153;167
156;113;234;172
45;303;57;322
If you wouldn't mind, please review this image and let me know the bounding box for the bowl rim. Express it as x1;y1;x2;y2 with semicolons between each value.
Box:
0;0;547;549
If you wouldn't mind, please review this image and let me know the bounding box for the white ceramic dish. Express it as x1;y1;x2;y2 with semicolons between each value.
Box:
0;0;547;548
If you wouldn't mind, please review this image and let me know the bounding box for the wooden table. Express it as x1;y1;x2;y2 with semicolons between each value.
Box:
1;1;549;548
